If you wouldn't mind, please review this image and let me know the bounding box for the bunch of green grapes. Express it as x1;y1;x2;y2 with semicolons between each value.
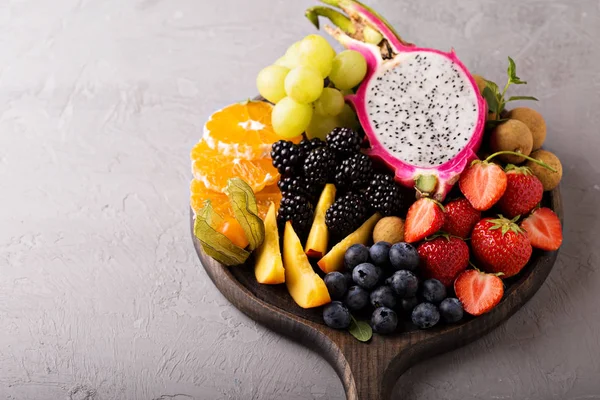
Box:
256;34;367;139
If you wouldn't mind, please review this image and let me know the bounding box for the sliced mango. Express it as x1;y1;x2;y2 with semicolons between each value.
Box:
254;203;285;284
317;213;382;273
284;222;331;308
305;184;336;258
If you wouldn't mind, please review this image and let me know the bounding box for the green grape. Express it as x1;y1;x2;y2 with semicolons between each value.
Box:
338;104;361;131
272;97;313;138
256;65;289;104
281;41;302;69
329;50;368;90
274;56;289;67
284;66;324;104
314;88;345;116
297;34;336;78
306;113;340;141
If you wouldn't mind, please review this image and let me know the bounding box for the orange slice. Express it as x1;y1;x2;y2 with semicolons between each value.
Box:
191;140;279;193
190;179;281;220
203;101;299;159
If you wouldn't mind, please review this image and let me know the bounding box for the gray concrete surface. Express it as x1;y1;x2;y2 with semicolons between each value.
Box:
1;0;599;399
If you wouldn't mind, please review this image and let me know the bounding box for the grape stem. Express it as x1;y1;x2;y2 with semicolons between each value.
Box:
484;151;557;172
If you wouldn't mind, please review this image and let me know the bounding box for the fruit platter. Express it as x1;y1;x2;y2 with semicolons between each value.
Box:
189;1;564;398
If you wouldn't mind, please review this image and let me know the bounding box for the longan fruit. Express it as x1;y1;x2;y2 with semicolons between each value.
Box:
472;74;487;95
525;149;563;191
489;119;533;164
506;107;547;150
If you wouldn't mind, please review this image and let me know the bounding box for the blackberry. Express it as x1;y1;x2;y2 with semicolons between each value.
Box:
298;138;325;159
325;193;368;238
326;127;361;156
303;147;336;185
271;140;301;175
277;195;314;236
365;173;406;216
334;153;373;190
277;176;321;203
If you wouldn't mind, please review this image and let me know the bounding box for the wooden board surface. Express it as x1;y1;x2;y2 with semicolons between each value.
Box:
191;188;562;400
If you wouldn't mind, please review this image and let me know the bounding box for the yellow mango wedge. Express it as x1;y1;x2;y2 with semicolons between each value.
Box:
305;184;336;258
254;202;285;284
317;213;382;273
284;222;331;308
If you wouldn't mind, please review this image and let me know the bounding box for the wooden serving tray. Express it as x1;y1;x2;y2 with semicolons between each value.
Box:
190;188;562;400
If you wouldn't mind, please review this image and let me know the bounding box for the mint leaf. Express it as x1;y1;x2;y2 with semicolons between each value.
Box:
507;95;538;102
507;57;527;84
485;118;509;129
485;80;500;96
482;86;499;115
348;316;372;342
507;56;517;80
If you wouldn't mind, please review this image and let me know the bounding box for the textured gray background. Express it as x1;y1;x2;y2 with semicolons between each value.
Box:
1;0;599;399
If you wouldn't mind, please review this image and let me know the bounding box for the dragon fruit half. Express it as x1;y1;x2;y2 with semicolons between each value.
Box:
308;0;487;200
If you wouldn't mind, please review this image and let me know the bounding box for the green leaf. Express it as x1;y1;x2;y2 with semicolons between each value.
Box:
485;80;500;96
485;118;509;129
348;316;372;342
194;201;251;266
507;57;517;80
224;178;265;251
507;95;538;102
482;87;499;115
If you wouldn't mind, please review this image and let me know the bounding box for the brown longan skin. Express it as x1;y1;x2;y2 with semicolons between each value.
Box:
506;107;547;150
525;149;563;191
472;74;487;95
489;119;533;164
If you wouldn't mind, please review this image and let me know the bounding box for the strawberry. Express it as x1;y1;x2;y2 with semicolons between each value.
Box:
459;160;507;211
471;216;533;278
454;269;504;316
404;198;445;243
521;207;563;251
442;198;481;238
497;166;543;219
417;235;470;287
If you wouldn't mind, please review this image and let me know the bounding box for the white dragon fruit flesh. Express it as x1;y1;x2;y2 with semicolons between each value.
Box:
310;0;487;200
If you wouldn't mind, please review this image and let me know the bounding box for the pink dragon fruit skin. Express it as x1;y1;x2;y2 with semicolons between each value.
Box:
322;1;487;201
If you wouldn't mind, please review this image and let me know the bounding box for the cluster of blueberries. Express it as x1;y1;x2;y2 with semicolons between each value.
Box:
322;242;464;334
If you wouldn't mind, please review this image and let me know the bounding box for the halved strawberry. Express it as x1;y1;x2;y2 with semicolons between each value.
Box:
404;198;445;243
521;207;563;251
454;269;504;316
459;161;507;211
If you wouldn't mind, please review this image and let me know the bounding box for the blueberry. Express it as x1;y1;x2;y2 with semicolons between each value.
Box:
439;298;464;323
386;270;419;298
369;241;391;266
352;263;381;289
344;286;370;311
370;286;397;309
389;242;420;271
371;307;398;334
344;244;369;271
323;301;351;329
343;272;354;288
324;272;348;300
411;302;440;329
422;279;447;304
400;296;419;313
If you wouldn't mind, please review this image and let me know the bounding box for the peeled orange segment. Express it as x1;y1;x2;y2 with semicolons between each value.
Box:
203;101;298;159
191;140;279;193
190;179;281;220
